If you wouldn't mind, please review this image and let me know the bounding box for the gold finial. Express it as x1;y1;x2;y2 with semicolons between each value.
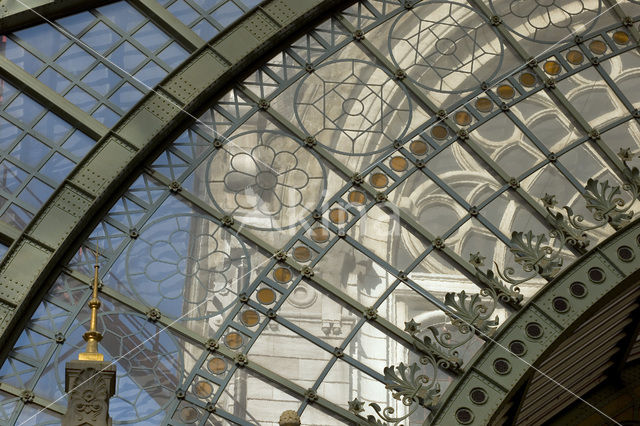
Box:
79;247;104;361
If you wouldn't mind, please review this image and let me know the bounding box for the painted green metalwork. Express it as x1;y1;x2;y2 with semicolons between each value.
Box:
128;0;205;51
0;382;65;415
65;267;364;424
0;0;348;362
0;54;109;142
430;217;640;425
3;0;640;424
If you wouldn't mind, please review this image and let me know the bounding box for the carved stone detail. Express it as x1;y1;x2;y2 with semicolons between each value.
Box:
62;361;116;426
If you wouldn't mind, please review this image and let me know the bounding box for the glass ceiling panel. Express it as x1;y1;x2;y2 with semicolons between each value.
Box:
0;77;96;231
1;2;188;127
3;0;640;425
159;0;261;40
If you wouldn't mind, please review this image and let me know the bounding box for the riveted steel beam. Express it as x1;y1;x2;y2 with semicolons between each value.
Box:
0;55;109;141
0;0;354;365
430;217;640;425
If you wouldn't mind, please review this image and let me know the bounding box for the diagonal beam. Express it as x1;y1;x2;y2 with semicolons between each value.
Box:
128;0;205;52
145;167;448;363
334;14;586;258
0;54;109;141
466;0;631;185
64;268;363;424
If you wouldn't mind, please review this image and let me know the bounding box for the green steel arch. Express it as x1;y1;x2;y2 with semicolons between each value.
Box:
1;0;640;424
430;217;640;425
0;0;348;360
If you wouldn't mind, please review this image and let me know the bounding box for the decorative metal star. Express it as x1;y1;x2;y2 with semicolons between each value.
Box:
541;193;557;209
469;252;485;268
618;147;634;162
404;318;419;334
348;397;365;414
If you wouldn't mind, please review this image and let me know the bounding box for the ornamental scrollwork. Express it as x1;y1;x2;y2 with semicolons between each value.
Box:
470;252;523;306
542;152;639;237
541;193;591;250
349;355;440;424
403;287;500;369
503;231;563;281
581;178;634;230
440;290;499;335
492;151;639;289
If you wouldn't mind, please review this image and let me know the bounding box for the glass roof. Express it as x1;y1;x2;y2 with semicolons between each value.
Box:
1;0;640;424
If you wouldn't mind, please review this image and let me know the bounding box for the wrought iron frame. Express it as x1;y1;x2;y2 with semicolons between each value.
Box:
1;0;640;424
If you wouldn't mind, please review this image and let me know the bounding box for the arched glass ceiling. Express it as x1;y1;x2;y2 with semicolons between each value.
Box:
0;0;259;257
1;0;640;425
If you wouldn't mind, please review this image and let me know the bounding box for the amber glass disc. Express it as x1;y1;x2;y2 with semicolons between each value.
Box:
310;226;330;243
208;357;227;374
194;381;213;398
410;140;428;155
348;190;366;205
293;246;312;262
274;267;292;283
256;288;276;304
454;111;471;126
241;310;260;327
370;172;389;188
431;125;448;140
566;50;584;65
543;61;561;75
613;31;629;45
225;332;243;349
475;97;493;112
329;208;348;224
390;156;408;171
589;40;607;54
180;407;198;423
497;85;515;99
519;72;536;87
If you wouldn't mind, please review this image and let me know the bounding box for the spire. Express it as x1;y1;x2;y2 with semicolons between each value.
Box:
78;247;103;361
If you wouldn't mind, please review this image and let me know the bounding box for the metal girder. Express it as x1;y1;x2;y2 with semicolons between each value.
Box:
0;382;65;415
127;0;205;51
430;217;640;425
0;0;350;364
0;221;20;247
64;268;363;424
0;54;109;141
